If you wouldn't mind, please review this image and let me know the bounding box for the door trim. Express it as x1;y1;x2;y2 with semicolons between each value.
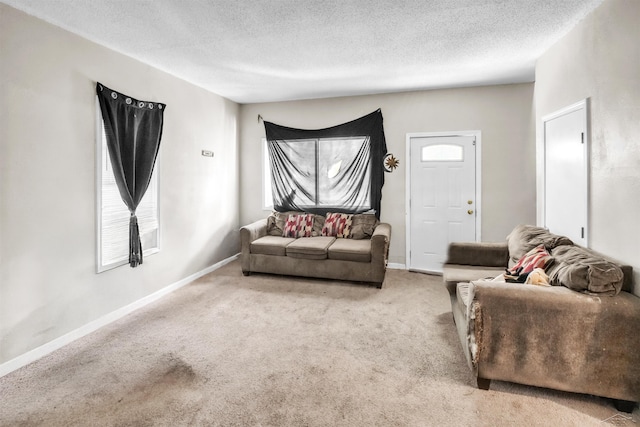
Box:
405;131;482;271
539;98;589;246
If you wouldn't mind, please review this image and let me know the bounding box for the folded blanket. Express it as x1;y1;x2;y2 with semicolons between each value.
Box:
547;245;624;295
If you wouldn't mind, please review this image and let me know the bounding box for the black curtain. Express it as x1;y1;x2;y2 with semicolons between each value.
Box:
264;109;387;218
96;82;165;267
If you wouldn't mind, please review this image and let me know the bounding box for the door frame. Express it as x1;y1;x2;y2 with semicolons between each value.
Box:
539;98;589;246
405;131;482;271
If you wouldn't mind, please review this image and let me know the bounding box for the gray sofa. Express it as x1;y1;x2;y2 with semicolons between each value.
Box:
240;212;391;287
443;224;640;412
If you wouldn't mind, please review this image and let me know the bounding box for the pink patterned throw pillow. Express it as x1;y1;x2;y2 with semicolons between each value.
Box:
282;214;314;238
507;244;552;276
321;213;353;238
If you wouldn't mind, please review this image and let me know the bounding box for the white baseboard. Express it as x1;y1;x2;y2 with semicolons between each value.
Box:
387;263;406;270
0;254;239;378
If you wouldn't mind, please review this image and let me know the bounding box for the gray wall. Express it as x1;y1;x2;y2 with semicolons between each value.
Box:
239;84;536;265
0;5;240;364
535;0;640;296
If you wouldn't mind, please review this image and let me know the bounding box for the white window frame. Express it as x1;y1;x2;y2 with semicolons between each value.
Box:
95;98;160;273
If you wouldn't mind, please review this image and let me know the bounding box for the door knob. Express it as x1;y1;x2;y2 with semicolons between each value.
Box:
467;209;474;215
467;200;473;205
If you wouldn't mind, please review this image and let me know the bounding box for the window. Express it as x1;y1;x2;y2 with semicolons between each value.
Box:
263;136;371;211
421;144;464;162
96;101;160;272
263;109;386;217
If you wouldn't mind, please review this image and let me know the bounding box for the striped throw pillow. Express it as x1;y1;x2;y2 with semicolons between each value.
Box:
282;214;314;238
321;213;353;238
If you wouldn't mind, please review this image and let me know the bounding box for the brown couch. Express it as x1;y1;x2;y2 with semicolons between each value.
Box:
240;213;391;287
443;225;640;412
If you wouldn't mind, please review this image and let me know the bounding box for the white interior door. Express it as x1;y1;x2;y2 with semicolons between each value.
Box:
408;135;477;273
543;101;588;246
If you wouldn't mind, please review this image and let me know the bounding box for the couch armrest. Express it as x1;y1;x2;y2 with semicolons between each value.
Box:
371;223;391;260
240;219;268;273
445;242;508;267
370;223;392;283
467;280;640;401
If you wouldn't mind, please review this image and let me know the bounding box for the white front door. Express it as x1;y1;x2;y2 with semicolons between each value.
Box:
408;135;477;273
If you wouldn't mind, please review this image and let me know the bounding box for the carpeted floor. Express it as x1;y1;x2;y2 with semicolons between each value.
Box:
1;261;638;426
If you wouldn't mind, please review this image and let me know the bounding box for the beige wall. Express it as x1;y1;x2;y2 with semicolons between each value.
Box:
240;83;536;265
0;5;240;364
535;0;640;296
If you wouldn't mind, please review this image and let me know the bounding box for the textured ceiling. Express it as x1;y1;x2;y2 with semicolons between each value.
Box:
3;0;604;103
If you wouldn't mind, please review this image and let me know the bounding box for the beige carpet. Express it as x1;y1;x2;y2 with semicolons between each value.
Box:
1;261;637;426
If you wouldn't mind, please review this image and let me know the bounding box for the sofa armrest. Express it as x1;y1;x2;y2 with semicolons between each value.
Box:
371;223;391;259
240;219;268;273
466;280;640;401
445;242;508;267
370;223;391;283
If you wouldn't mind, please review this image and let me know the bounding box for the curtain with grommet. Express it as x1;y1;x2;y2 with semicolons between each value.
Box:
96;82;166;267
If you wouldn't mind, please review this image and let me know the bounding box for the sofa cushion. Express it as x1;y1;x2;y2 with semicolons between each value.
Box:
251;236;296;256
445;242;509;267
442;264;505;297
328;238;371;262
547;245;624;295
322;213;353;238
267;211;303;236
312;215;325;237
282;213;314;238
349;214;379;240
268;211;326;237
456;282;472;316
286;236;336;260
506;224;573;267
